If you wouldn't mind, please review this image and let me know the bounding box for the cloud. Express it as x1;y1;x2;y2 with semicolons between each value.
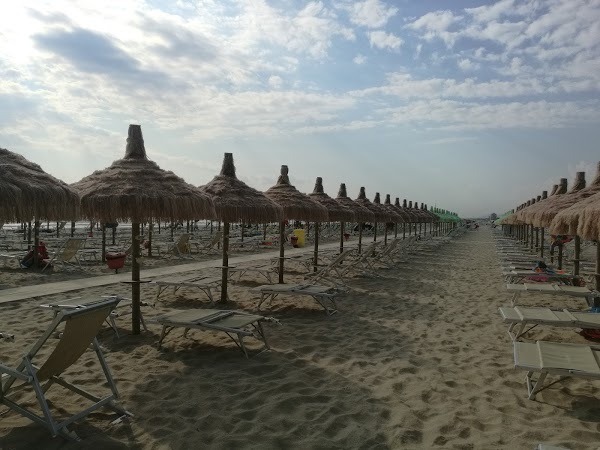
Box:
268;75;283;88
353;54;367;64
368;31;403;50
338;0;398;28
457;58;480;71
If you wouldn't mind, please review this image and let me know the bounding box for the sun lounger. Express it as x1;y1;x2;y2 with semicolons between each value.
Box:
499;306;600;341
228;264;277;284
513;340;600;400
0;297;131;440
252;283;342;315
152;309;271;357
503;270;575;284
506;283;594;307
42;237;86;271
153;274;222;305
39;295;148;338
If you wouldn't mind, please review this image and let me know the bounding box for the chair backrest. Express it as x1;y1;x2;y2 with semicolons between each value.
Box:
59;238;86;261
173;234;191;252
204;231;222;249
34;298;119;382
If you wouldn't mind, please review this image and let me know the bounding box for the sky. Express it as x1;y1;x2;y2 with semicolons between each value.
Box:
1;0;600;218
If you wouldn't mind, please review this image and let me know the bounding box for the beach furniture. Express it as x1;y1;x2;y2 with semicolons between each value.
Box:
303;249;357;288
39;295;148;338
513;340;600;400
252;283;342;315
228;264;277;284
152;309;270;357
193;231;222;256
0;332;14;341
506;283;593;307
153;274;222;305
0;297;131;440
42;237;86;271
499;306;600;341
165;233;193;259
536;445;569;450
502;270;575;284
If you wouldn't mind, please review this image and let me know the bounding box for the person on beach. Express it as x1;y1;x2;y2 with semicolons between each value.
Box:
20;241;49;268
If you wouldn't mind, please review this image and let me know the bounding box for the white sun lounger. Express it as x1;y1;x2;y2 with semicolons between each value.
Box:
152;309;271;358
514;340;600;400
499;306;600;341
228;264;277;284
506;283;594;307
502;270;575;284
252;283;342;315
153;275;222;305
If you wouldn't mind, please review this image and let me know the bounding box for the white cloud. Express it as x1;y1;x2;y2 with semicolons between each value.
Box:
268;75;283;88
405;10;462;47
353;53;367;64
338;0;398;28
368;30;403;50
457;58;480;71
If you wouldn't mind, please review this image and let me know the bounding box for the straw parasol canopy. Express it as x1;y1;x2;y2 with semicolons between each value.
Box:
518;177;569;226
551;163;600;235
387;195;410;222
265;165;328;283
354;187;391;222
398;198;418;223
374;193;403;223
72;124;216;334
308;177;355;222
199;153;284;302
0;148;80;222
335;184;374;222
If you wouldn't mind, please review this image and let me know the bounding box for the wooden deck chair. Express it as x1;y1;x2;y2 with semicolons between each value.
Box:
166;233;192;259
0;297;131;440
194;231;222;256
42;237;86;271
303;249;356;288
513;340;600;400
499;306;600;341
152;309;271;357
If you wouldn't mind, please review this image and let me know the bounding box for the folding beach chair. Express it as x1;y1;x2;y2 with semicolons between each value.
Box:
152;309;271;358
194;231;222;256
42;237;86;271
303;249;356;288
499;306;600;341
0;297;131;440
513;340;600;400
166;233;193;259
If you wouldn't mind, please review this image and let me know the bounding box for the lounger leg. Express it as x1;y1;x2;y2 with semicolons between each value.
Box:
157;326;172;348
526;371;548;400
511;292;520;307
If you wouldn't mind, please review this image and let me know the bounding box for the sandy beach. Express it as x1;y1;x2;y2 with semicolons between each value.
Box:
1;227;600;449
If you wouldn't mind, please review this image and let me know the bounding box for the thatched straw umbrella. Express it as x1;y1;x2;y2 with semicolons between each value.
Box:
200;153;284;302
265;165;328;283
353;187;391;252
0;148;80;265
72;125;216;334
374;193;403;245
385;195;409;238
307;177;355;271
335;183;374;254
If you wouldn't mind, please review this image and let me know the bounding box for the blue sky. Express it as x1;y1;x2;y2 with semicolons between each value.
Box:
1;0;600;217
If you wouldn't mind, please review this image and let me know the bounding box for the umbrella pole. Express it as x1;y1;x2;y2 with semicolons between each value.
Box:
70;221;75;237
218;222;221;250
529;225;534;251
148;220;153;257
558;243;563;270
574;235;581;276
403;223;406;239
394;223;398;239
101;224;106;262
374;222;378;243
263;223;267;241
339;221;344;254
33;220;40;267
131;222;141;335
27;221;32;246
535;228;539;253
112;226;116;245
241;221;245;244
384;224;388;246
220;222;230;303
540;228;545;258
313;222;319;272
358;223;363;254
278;221;285;283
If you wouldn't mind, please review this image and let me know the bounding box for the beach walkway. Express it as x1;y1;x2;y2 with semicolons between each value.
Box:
0;240;354;304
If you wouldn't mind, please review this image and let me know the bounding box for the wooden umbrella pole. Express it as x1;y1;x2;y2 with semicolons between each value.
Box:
220;222;230;302
131;222;141;335
241;221;245;243
535;227;539;252
27;221;32;245
384;223;388;246
373;222;378;242
557;243;563;270
540;227;545;258
278;221;285;283
218;221;221;249
112;226;116;245
358;223;363;254
101;224;106;262
394;223;398;239
263;223;267;241
148;219;153;257
339;221;344;254
573;235;581;276
596;241;600;291
529;225;534;250
403;222;406;239
33;220;40;267
313;222;319;272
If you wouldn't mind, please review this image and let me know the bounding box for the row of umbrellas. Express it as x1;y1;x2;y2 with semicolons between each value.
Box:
499;163;600;288
1;124;460;334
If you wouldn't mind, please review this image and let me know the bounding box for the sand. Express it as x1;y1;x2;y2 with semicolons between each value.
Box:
1;227;600;449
